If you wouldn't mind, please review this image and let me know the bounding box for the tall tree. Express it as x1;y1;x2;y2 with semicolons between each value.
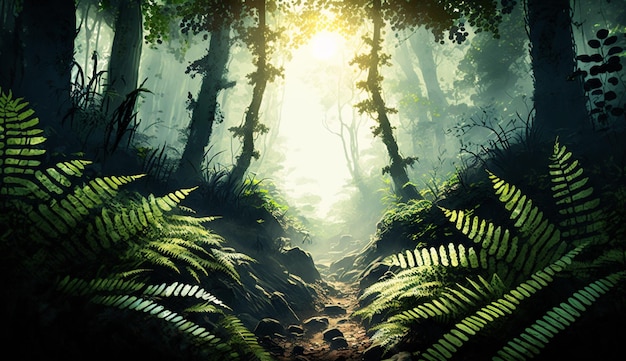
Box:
526;0;589;141
144;0;241;184
330;0;502;201
353;0;422;201
176;26;232;182
0;0;76;148
228;0;284;185
104;0;144;115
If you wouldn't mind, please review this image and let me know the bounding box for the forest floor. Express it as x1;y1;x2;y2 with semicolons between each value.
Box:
272;266;374;361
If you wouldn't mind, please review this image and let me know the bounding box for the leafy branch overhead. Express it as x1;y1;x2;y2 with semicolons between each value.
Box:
356;137;625;359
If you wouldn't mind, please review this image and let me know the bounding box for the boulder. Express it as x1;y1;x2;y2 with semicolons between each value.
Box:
359;262;392;291
270;291;300;324
322;328;343;341
329;336;348;350
253;318;285;338
303;316;329;334
323;304;347;316
363;344;385;361
280;247;321;283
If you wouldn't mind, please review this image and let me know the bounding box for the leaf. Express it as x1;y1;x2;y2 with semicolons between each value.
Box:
588;39;601;48
596;28;609;39
603;35;618;46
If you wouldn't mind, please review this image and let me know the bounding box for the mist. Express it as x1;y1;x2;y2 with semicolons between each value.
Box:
2;1;625;360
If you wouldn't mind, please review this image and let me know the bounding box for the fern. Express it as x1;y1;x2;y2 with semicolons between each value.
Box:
492;271;626;361
358;138;623;359
0;89;264;359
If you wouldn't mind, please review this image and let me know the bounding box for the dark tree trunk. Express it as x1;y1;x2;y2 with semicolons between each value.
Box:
1;0;76;148
105;0;143;114
526;0;589;142
229;0;268;185
0;0;19;92
368;0;421;202
176;26;231;184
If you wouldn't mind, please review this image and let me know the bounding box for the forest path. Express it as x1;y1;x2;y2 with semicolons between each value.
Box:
273;271;373;361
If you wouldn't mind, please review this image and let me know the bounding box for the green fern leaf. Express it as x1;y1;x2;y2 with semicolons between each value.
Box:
417;245;584;361
493;271;626;361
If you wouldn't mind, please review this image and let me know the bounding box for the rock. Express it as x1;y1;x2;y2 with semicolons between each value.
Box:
363;344;385;361
258;335;285;355
329;336;348;350
253;318;285;338
294;356;309;361
338;268;361;282
303;316;329;334
323;328;343;341
329;253;357;273
236;313;259;331
292;345;305;356
288;324;304;334
323;304;347;316
280;247;321;283
270;291;300;324
359;262;391;291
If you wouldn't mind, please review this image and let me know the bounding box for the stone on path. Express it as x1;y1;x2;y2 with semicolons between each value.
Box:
323;304;347;316
322;328;344;341
253;318;285;338
303;316;329;334
329;336;349;350
363;344;385;361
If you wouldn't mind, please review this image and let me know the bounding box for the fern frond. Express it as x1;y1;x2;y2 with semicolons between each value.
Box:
355;266;442;322
386;274;506;329
220;315;275;361
549;139;606;246
0;90;46;195
387;243;484;270
493;271;626;361
370;321;410;349
416;245;585;361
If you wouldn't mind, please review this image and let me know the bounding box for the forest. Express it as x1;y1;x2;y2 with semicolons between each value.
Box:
1;0;626;360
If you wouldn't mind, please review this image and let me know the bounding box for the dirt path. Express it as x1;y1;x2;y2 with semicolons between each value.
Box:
272;278;373;361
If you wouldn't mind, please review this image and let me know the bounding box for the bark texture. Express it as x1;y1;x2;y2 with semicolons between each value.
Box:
176;26;231;183
527;0;589;141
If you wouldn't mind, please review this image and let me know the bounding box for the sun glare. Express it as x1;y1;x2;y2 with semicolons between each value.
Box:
310;31;342;60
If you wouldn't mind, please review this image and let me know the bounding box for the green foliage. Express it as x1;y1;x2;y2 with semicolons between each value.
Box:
356;138;625;359
0;89;266;360
573;28;625;128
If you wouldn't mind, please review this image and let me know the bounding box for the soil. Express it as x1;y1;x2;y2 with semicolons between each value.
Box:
272;273;373;361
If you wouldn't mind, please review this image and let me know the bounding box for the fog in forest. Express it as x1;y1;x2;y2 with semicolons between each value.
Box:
67;0;625;264
3;1;626;359
72;1;539;256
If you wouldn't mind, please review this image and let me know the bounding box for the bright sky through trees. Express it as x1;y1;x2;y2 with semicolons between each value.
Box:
278;31;357;219
310;30;343;60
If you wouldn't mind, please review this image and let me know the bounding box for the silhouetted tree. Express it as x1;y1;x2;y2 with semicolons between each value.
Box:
0;0;76;148
526;0;590;141
104;0;144;116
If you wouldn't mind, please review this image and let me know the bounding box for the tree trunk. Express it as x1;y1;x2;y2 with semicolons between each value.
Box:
1;0;76;148
526;0;589;142
105;0;143;115
176;26;231;184
229;0;268;185
410;29;448;148
395;40;427;155
368;0;421;201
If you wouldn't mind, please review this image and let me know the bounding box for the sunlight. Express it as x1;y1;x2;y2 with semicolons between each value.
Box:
310;30;342;60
